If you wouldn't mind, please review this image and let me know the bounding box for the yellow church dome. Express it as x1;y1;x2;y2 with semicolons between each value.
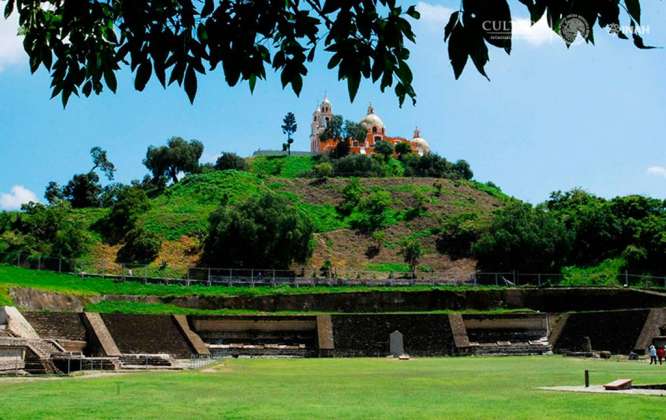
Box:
411;128;431;155
360;104;385;131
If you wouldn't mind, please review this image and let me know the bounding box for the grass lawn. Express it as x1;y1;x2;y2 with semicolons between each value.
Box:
0;265;501;302
0;357;664;419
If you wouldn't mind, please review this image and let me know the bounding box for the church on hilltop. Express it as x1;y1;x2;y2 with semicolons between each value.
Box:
309;96;431;157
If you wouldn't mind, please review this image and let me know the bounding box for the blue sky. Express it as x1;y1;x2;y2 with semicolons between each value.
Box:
0;1;665;209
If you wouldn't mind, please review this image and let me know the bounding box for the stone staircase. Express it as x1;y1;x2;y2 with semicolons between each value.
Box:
469;337;552;356
23;340;63;374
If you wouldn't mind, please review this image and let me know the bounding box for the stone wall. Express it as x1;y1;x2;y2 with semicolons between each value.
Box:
191;316;317;348
23;312;87;341
101;314;194;358
11;287;666;314
165;288;666;314
553;309;650;354
0;346;24;371
463;314;548;343
330;314;455;357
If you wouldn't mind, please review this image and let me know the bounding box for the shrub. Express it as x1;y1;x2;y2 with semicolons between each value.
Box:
399;239;423;278
63;172;102;208
203;193;314;268
437;213;484;259
313;162;334;179
337;178;364;215
351;190;392;232
215;152;248;171
117;227;162;264
333;155;383;177
405;190;428;220
472;202;573;272
561;258;624;287
395;142;412;159
97;187;150;243
374;140;394;162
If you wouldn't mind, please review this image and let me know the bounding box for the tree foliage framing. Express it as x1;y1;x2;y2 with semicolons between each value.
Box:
3;0;654;106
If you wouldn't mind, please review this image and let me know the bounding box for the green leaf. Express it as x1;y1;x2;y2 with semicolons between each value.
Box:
184;65;197;103
625;0;641;25
347;73;361;101
201;0;214;18
467;25;490;81
82;81;93;97
104;68;117;93
134;61;152;91
4;0;14;19
447;21;468;80
632;32;657;49
444;11;459;42
406;5;420;20
291;74;303;96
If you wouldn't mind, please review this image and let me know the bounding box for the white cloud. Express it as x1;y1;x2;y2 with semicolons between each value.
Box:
647;166;666;178
0;185;38;210
416;2;454;28
0;13;26;71
512;17;558;46
416;2;556;46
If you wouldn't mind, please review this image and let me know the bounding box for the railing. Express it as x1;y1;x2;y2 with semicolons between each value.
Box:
2;251;666;289
189;354;223;369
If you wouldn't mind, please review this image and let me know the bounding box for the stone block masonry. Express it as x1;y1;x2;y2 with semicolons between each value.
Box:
101;314;195;358
316;315;334;356
173;315;210;356
24;312;87;342
331;314;456;357
553;309;650;354
1;306;39;339
82;312;121;357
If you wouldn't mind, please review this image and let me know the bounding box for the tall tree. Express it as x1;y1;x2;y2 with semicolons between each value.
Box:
343;121;367;144
90;146;116;180
373;140;394;162
144;137;204;184
281;112;297;156
203;193;314;269
400;239;423;279
44;181;64;205
319;115;344;142
62;173;102;208
4;1;652;106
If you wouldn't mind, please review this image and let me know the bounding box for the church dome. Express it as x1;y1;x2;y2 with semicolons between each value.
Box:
360;104;384;131
411;128;431;155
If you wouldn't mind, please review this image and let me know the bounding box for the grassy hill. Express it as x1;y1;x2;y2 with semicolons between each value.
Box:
12;156;509;279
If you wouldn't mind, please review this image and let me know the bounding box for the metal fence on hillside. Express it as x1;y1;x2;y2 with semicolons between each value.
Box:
2;251;666;289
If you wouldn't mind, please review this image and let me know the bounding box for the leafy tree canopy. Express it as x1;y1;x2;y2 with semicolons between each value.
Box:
215;152;248;171
144;137;204;184
63;172;102;208
90;146;116;181
5;0;653;106
374;140;394;162
117;226;162;264
1;201;88;258
203;193;314;268
97;187;151;243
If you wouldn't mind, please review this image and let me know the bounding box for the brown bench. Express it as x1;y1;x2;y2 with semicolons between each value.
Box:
604;379;632;390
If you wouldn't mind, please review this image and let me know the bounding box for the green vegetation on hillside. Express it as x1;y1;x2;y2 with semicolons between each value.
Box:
249;155;315;178
0;265;498;300
469;191;666;277
561;258;625;287
6;141;666;283
0;358;663;419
